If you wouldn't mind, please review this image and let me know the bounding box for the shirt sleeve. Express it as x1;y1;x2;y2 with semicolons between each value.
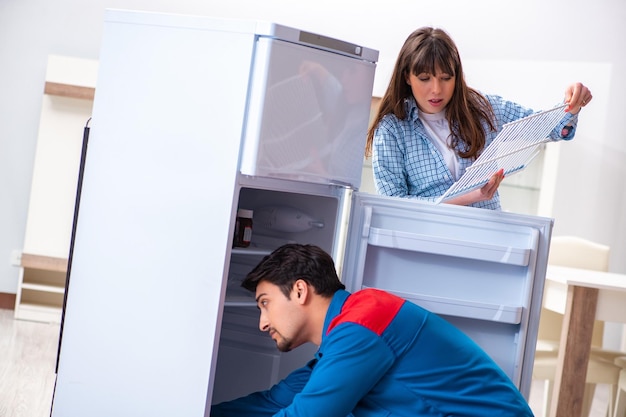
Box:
210;361;313;417
274;324;395;417
551;111;578;141
487;94;579;142
372;119;420;199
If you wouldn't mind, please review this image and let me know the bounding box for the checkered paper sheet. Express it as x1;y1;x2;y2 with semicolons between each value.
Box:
436;103;568;204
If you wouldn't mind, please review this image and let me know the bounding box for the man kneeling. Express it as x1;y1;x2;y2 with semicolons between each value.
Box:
211;243;534;417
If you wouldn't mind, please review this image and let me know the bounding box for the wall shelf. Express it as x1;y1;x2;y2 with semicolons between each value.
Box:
44;81;95;100
15;54;96;323
15;253;68;323
20;253;68;272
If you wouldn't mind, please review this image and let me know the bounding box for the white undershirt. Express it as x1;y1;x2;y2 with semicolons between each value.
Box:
419;109;460;180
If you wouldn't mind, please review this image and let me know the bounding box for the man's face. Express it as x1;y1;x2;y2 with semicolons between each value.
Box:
255;281;306;352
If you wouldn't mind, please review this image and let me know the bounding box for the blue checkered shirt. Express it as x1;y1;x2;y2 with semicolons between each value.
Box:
372;95;577;210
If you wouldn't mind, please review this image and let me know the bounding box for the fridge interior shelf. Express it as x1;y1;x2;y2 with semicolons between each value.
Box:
224;299;257;308
220;308;278;354
231;247;273;257
371;287;523;324
226;249;268;306
367;227;531;266
224;276;257;307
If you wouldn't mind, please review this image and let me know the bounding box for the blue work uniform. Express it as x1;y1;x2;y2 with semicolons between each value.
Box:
211;288;534;416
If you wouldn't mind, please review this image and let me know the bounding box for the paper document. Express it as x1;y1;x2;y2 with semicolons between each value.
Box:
436;103;567;204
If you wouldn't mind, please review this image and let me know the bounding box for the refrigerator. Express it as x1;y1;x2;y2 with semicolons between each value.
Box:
50;9;552;417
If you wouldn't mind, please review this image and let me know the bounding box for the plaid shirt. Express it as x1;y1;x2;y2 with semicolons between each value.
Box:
372;95;577;210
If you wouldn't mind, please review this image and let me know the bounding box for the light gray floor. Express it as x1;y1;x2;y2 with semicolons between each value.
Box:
0;309;58;417
0;308;611;417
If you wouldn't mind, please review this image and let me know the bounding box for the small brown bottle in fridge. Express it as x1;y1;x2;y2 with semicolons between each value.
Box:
233;209;253;248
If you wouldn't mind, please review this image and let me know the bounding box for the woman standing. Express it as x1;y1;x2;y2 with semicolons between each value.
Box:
365;27;592;210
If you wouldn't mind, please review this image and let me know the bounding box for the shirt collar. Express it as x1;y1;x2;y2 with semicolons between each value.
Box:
404;96;419;121
322;289;350;338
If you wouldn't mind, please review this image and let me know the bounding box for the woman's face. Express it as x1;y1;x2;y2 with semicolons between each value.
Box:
406;68;455;114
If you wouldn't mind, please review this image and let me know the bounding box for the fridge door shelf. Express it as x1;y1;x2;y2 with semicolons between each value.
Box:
367;227;531;266
369;286;523;324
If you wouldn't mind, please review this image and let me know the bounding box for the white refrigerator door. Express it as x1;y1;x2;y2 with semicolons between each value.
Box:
341;192;553;398
240;37;376;188
51;10;257;417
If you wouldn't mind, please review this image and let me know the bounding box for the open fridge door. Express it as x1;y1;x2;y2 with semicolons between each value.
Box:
341;193;553;397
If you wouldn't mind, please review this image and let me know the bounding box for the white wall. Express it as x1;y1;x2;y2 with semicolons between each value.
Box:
1;0;625;294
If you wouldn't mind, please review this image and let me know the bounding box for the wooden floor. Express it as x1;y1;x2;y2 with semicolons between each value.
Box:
0;308;611;417
0;309;58;417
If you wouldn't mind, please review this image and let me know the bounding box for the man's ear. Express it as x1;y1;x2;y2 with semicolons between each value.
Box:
293;279;308;304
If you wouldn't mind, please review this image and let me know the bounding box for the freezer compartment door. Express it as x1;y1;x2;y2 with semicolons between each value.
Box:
240;37;376;188
342;193;553;398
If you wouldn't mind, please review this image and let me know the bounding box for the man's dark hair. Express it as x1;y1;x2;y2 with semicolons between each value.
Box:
242;243;345;298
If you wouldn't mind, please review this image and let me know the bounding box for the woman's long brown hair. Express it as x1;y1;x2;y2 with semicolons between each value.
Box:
365;27;496;159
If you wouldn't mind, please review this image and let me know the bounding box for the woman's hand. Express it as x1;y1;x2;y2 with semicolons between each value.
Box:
564;82;593;114
446;169;505;206
478;168;505;200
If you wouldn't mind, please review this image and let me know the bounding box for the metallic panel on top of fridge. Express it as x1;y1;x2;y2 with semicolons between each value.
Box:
240;36;377;189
